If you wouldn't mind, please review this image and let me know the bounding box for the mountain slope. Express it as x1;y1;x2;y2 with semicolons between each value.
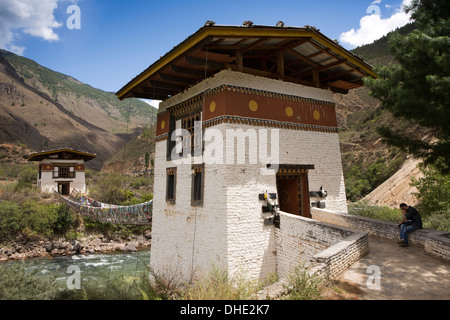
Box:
0;54;120;170
0;50;157;134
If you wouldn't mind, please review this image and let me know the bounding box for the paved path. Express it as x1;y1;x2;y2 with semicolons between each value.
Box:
337;236;450;300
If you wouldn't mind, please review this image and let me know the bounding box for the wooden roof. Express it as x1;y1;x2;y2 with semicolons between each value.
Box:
116;23;376;101
28;148;96;162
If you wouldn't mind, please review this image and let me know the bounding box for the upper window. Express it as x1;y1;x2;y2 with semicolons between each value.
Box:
167;111;202;160
53;166;75;179
182;112;202;156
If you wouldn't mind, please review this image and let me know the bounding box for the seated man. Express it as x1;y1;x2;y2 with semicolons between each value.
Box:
397;203;423;247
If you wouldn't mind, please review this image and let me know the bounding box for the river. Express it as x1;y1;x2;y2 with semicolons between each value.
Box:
1;249;151;298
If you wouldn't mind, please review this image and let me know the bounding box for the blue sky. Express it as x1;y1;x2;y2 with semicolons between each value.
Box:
0;0;413;94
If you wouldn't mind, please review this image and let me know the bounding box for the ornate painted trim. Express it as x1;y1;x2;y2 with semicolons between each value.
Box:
202;115;339;133
167;84;335;117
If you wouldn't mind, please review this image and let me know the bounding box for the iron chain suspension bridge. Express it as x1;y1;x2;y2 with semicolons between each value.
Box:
55;191;152;225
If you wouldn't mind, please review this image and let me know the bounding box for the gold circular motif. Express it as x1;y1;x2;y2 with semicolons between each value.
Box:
209;101;216;113
249;100;258;112
313;110;320;120
160;120;165;130
285;106;293;117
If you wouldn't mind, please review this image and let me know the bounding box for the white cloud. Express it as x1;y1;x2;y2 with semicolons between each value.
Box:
339;0;413;48
141;99;161;109
0;0;63;55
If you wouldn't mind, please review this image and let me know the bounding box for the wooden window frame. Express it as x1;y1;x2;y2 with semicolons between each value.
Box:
166;167;177;204
182;112;202;157
167;110;203;161
52;165;76;179
191;163;205;207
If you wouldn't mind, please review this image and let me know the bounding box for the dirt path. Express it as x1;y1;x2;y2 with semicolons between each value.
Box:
336;236;450;300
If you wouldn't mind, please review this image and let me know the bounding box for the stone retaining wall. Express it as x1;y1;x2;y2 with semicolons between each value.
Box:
275;211;369;278
311;207;450;261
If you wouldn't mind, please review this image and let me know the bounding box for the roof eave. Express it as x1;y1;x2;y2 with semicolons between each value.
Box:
27;149;97;162
116;25;377;100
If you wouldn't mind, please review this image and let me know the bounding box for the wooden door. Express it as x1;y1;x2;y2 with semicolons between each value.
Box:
276;168;311;218
58;182;70;196
276;178;299;215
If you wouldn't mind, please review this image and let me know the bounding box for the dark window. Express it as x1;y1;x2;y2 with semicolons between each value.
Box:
166;167;176;204
191;164;204;206
166;114;176;160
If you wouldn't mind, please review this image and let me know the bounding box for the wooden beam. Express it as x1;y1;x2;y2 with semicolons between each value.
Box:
185;55;225;69
306;50;325;59
236;50;243;72
239;37;270;53
132;92;170;100
277;50;284;78
297;59;347;78
137;86;175;96
171;65;205;78
131;88;172;100
159;73;197;85
141;79;186;92
321;69;355;82
227;64;329;90
287;48;320;68
312;69;320;87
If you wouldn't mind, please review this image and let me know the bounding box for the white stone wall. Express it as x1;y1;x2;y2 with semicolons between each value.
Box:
151;70;348;282
151;123;347;282
278;128;347;213
150;140;229;281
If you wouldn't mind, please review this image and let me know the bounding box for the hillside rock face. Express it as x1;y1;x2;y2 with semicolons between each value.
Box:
364;157;423;208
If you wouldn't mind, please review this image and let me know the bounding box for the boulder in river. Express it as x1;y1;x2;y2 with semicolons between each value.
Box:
122;243;137;253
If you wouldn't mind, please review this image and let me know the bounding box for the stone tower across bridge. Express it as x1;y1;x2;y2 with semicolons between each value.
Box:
117;23;376;281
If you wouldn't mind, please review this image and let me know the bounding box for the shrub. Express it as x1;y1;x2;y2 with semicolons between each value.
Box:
0;263;61;300
348;200;402;223
49;203;75;235
411;163;450;217
423;212;450;232
283;264;325;300
88;173;127;204
0;199;75;240
0;200;23;239
181;265;259;300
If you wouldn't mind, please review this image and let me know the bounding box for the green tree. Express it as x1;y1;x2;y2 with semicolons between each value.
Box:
411;163;450;215
364;0;450;173
410;162;450;231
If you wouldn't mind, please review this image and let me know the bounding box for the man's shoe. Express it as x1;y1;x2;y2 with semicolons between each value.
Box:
397;240;405;244
399;243;409;247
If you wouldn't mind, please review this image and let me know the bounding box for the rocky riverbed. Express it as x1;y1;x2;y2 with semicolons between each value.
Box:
0;231;151;262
